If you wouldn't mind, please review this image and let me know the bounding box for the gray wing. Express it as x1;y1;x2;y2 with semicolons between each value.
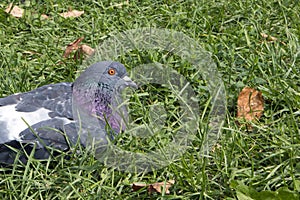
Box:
13;82;73;118
0;83;79;164
0;82;73;140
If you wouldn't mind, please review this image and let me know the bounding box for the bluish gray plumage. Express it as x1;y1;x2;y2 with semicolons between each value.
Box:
0;61;136;164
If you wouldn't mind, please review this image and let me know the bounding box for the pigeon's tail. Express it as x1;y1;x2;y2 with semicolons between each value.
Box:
0;119;80;166
0;139;74;166
0;140;47;165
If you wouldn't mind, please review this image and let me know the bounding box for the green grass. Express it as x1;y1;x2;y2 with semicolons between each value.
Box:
0;0;299;199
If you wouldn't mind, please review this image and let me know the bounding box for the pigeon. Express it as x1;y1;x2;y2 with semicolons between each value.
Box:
0;61;137;164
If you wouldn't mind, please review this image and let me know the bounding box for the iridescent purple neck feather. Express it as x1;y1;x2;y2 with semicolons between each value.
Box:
72;61;137;136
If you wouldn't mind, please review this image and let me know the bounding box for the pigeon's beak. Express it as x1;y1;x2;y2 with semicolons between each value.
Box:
122;75;138;89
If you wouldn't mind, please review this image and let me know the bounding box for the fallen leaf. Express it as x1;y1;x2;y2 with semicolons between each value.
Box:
5;3;24;18
260;32;277;42
41;14;49;19
110;0;129;8
80;44;95;56
132;182;148;191
211;143;222;153
260;33;286;45
59;10;84;18
237;87;264;122
149;180;175;194
132;180;175;195
63;37;84;58
73;44;95;60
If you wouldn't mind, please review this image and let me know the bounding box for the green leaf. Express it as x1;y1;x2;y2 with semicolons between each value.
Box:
236;191;255;200
231;181;299;200
252;191;277;200
277;187;298;200
231;180;258;199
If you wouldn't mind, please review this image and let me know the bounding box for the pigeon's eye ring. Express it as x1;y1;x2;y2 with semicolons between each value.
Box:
108;68;116;75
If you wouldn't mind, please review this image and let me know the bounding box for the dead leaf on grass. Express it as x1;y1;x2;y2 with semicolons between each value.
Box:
41;14;49;19
59;10;84;18
5;3;24;18
237;87;264;122
63;38;94;61
73;44;95;60
260;32;286;45
110;0;129;8
132;180;175;194
80;44;95;56
211;143;222;153
149;180;175;194
63;37;84;58
260;32;278;42
132;182;147;191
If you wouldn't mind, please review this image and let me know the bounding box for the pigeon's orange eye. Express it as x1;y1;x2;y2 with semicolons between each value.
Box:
108;68;116;75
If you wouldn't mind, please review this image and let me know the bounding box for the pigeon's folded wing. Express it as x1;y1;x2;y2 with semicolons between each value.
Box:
0;83;73;143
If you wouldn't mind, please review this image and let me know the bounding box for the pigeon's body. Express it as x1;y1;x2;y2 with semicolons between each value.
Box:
0;61;136;164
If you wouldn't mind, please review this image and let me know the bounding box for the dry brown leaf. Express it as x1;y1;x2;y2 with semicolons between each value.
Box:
237;87;264;122
59;10;84;18
260;32;277;42
63;37;84;58
80;44;95;56
132;182;147;191
41;14;49;19
63;38;94;61
260;33;286;45
132;180;175;195
5;3;24;18
73;44;95;60
149;180;175;194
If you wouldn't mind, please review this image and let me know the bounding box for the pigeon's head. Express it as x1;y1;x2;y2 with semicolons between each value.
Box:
96;61;137;92
73;61;137;133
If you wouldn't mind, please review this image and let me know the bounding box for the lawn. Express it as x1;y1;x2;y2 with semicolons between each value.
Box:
0;0;299;199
